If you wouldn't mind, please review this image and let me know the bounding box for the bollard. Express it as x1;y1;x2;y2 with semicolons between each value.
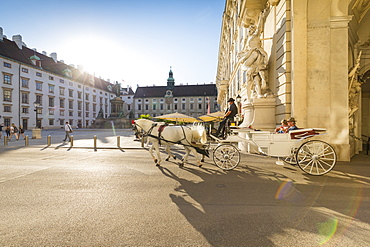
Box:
117;136;121;148
47;135;51;146
70;135;73;147
4;137;8;146
94;135;97;149
25;135;29;146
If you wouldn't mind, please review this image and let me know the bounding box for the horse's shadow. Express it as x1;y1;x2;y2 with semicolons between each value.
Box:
157;158;369;246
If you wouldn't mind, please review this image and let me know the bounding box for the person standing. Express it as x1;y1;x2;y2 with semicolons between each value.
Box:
216;98;238;138
63;121;73;142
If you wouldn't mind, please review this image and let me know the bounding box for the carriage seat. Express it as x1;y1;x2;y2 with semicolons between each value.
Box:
289;128;326;139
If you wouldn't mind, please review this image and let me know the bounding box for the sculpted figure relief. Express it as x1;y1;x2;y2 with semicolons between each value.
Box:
238;10;271;100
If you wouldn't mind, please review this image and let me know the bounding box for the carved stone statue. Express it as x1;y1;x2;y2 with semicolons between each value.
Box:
348;52;363;119
238;10;271;100
112;81;121;97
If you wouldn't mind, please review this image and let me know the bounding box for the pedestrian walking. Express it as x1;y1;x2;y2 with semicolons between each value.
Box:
0;123;3;139
63;121;73;142
5;126;10;139
9;123;19;141
17;125;25;140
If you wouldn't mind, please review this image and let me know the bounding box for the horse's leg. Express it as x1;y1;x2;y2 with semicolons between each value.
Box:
201;154;205;163
165;144;176;161
149;141;161;166
190;147;202;167
180;146;191;167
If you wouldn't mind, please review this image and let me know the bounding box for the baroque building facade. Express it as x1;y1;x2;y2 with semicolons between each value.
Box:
216;0;370;161
0;28;116;129
134;69;218;119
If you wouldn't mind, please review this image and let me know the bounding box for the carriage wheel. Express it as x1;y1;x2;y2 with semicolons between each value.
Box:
283;148;298;165
213;144;240;170
295;140;337;176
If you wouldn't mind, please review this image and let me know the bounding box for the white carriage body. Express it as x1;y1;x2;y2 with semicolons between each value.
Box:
237;128;327;157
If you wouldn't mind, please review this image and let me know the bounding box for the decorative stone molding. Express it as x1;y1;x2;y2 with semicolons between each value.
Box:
330;16;353;29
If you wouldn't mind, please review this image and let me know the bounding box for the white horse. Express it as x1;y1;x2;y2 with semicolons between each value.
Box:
133;119;208;167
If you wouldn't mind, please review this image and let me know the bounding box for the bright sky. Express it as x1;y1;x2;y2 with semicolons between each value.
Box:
0;0;225;91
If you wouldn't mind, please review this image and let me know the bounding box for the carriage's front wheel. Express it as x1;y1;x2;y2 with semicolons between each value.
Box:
213;144;240;170
295;140;337;175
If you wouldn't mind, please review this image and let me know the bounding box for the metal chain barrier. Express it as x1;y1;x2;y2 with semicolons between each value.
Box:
350;134;370;155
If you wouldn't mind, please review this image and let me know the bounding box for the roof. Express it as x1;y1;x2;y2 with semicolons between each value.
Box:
134;84;217;98
0;37;114;92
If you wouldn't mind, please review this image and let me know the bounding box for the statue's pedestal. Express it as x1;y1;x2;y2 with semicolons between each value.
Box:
239;98;276;131
32;129;42;139
238;98;276;154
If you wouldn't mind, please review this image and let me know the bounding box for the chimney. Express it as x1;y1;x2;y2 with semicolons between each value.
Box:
77;65;83;71
42;51;47;56
32;48;37;52
12;35;23;49
50;52;57;62
0;27;3;41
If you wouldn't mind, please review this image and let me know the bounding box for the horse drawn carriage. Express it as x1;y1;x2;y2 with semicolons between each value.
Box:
133;118;337;176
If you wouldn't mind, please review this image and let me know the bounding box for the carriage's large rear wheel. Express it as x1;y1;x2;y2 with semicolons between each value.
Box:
295;140;337;175
213;144;240;170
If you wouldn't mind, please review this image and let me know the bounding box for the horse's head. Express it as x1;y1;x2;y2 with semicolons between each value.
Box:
133;119;155;138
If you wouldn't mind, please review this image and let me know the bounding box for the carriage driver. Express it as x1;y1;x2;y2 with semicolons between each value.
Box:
216;98;238;138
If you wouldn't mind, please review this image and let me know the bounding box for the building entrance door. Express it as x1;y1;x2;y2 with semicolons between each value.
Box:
22;119;28;130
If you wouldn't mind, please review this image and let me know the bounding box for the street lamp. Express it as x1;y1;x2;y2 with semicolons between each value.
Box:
33;102;40;129
236;95;242;125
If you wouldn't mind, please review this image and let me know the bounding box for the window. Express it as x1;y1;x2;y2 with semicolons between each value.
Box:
145;105;148;110
49;119;54;125
138;105;141;110
22;92;29;104
60;79;64;83
78;112;82;117
100;97;103;103
153;99;156;102
36;82;42;90
48;84;55;93
3;90;11;102
69;82;73;86
69;100;73;109
69;89;73;97
198;104;202;109
153;104;156;110
128;105;131;111
160;104;163;110
85;103;89;111
4;62;11;68
78;91;82;99
86;112;89;117
93;104;96;112
78;85;82;89
182;103;186;110
93;95;96;102
22;78;29;88
145;99;149;102
85;93;89;101
69;111;73;116
160;99;164;102
49;109;54;115
3;73;12;84
49;97;54;107
22;68;28;73
59;87;65;95
60;110;64;116
4;105;11;112
182;98;186;102
36;95;42;105
190;98;194;101
36;72;42;77
49;76;54;80
167;104;171;110
60;98;65;108
22;107;29;113
190;103;193;110
174;104;178;110
198;98;202;101
78;101;82;110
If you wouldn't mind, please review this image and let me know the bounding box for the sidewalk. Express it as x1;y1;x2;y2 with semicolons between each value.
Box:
0;128;143;150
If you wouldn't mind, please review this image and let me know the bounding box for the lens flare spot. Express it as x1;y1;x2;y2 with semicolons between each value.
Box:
317;218;338;245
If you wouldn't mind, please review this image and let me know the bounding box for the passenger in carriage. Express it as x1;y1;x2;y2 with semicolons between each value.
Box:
275;119;289;133
286;117;299;132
